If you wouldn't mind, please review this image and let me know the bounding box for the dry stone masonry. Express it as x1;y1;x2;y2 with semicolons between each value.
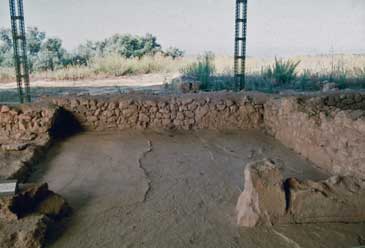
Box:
265;93;365;178
0;91;364;181
0;103;59;181
46;92;265;131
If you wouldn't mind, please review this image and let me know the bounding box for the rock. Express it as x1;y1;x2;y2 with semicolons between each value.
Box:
0;183;71;247
36;194;71;219
322;82;338;92
195;105;209;121
236;159;365;227
0;183;71;221
87;116;98;122
0;197;18;221
0;215;49;248
1;143;28;152
70;99;80;108
0;105;10;113
236;159;286;227
138;113;150;123
179;82;200;93
286;176;365;224
176;112;184;121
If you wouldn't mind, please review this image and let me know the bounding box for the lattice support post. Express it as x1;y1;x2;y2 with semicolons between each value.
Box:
234;0;248;91
9;0;31;103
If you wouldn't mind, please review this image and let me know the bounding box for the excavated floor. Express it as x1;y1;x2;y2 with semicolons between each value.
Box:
30;130;365;248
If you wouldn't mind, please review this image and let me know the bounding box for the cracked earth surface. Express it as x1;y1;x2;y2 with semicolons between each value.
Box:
30;130;365;248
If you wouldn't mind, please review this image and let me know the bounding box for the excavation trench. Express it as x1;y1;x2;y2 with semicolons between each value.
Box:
29;130;365;248
0;92;364;247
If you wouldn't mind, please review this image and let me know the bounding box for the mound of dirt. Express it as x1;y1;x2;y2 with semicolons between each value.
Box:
0;183;71;248
236;159;365;227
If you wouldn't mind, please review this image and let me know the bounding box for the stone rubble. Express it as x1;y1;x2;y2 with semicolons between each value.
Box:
0;183;71;248
0;103;59;181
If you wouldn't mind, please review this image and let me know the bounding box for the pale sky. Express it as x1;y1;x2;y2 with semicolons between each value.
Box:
0;0;364;57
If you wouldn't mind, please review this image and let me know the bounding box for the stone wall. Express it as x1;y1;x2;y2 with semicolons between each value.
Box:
0;103;59;180
1;92;364;179
264;93;365;178
0;103;57;144
45;92;265;131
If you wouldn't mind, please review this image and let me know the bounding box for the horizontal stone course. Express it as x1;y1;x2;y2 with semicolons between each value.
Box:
0;91;364;179
45;92;266;131
265;93;365;178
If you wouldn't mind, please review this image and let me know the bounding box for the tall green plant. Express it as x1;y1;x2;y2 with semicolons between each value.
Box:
181;52;215;90
264;58;300;86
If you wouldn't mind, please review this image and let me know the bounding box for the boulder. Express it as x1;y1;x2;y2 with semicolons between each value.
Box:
236;159;365;227
286;176;365;224
0;215;49;248
0;183;71;248
322;82;338;92
236;159;286;227
0;183;71;221
1;143;28;152
36;193;71;219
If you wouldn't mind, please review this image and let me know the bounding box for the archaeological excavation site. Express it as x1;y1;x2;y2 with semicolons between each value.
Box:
0;91;364;247
1;0;365;247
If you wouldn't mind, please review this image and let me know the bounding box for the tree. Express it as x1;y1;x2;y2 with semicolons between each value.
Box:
0;26;184;72
34;38;68;71
164;47;185;59
101;33;162;58
27;27;45;56
0;28;14;67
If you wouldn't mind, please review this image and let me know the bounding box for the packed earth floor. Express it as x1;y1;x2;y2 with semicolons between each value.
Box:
30;130;365;248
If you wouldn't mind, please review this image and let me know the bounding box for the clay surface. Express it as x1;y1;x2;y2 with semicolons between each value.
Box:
29;130;365;248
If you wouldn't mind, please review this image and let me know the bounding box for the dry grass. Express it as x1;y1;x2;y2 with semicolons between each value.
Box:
0;67;15;82
0;55;192;83
213;54;365;75
0;54;364;83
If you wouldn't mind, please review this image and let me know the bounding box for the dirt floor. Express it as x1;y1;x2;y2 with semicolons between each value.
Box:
29;130;365;248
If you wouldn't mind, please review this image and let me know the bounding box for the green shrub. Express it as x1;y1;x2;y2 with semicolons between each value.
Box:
354;66;365;81
181;52;216;90
263;58;300;86
163;47;185;59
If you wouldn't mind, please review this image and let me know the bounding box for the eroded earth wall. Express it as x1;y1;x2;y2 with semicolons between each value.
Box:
1;92;364;180
46;93;265;130
0;103;56;144
0;103;59;180
265;93;365;178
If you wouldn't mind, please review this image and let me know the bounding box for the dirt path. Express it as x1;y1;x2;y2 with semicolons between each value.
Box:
30;130;365;248
0;73;177;90
0;73;176;103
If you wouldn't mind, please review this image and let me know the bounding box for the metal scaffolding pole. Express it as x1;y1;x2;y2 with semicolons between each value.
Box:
9;0;31;103
234;0;248;91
